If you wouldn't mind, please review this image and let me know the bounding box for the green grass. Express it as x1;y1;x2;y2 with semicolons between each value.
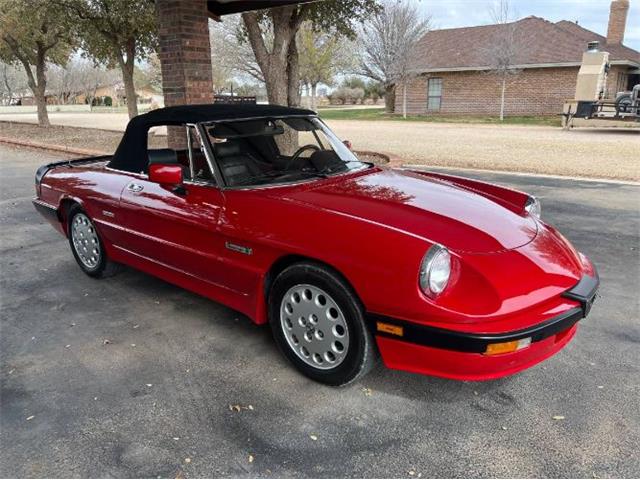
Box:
317;107;562;127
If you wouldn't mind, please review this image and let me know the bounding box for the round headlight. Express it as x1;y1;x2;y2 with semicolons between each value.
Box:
525;196;541;218
419;245;451;296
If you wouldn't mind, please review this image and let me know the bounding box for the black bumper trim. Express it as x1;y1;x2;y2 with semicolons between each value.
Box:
32;199;59;222
562;272;599;317
369;274;599;354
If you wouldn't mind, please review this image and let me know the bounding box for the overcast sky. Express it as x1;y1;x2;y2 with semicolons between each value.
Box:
415;0;640;51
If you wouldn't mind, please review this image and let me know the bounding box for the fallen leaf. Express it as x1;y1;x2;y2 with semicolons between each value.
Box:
248;405;254;410
248;454;254;463
26;415;35;421
229;404;241;412
173;437;180;441
65;345;71;349
361;387;372;396
94;397;98;401
473;391;478;396
501;426;507;430
184;458;191;464
103;339;111;345
175;470;185;479
133;324;139;329
8;369;14;375
131;344;136;347
155;301;161;305
597;385;604;389
552;415;565;420
309;434;318;441
408;470;416;476
146;384;153;387
84;293;89;297
70;323;76;327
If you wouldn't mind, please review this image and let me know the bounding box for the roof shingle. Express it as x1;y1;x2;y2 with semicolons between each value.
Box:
410;16;640;73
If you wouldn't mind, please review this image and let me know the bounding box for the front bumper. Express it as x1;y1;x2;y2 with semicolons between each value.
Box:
369;273;599;380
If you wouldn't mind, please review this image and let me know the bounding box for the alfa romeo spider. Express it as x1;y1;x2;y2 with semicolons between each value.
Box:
33;104;599;385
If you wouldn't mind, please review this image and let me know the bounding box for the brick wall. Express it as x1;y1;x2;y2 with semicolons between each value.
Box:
155;0;214;148
396;67;581;116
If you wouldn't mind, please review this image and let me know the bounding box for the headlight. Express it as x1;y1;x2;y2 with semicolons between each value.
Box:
524;196;541;218
419;244;451;296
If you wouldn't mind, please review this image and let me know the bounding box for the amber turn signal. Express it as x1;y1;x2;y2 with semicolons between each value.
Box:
484;337;532;355
377;322;404;337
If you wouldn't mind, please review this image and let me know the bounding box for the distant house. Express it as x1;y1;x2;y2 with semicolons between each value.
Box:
398;0;640;116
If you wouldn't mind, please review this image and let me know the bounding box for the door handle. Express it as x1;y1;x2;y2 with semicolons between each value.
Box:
127;183;144;193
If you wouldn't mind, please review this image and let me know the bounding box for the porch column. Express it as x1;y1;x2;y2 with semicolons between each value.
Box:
155;0;214;148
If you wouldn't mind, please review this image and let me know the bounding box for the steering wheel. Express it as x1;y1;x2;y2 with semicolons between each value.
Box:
284;144;320;170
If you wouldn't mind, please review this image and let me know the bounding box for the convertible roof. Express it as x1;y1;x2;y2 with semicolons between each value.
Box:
136;103;315;125
108;104;316;173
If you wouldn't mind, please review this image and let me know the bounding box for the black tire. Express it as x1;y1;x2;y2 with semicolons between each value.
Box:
615;93;632;114
268;261;377;386
67;205;120;278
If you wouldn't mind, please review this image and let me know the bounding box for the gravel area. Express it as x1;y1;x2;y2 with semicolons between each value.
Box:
330;121;640;181
1;113;638;180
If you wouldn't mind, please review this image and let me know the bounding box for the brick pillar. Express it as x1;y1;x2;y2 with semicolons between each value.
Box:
155;0;214;149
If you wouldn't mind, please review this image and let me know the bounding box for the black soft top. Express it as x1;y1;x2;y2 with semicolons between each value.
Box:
108;104;315;173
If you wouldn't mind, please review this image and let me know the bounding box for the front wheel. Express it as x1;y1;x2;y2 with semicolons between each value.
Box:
269;262;377;386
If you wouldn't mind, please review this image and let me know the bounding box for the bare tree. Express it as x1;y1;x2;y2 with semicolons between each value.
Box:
360;0;431;115
298;23;356;110
0;61;27;105
485;0;523;120
209;16;264;93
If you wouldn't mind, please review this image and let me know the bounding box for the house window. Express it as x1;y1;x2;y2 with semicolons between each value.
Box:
427;78;442;111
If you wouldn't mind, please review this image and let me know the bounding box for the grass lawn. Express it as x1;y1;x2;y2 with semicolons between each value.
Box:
318;107;562;127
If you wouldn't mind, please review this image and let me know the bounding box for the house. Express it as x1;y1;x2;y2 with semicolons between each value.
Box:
398;0;640;116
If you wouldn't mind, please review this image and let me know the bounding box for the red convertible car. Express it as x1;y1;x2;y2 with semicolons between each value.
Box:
33;104;599;386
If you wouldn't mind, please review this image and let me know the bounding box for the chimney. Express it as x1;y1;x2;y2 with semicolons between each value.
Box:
606;0;629;45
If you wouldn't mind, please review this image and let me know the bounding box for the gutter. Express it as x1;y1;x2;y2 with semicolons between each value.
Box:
409;59;640;74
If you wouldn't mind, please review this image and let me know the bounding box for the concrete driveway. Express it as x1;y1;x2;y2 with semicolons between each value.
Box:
1;145;639;478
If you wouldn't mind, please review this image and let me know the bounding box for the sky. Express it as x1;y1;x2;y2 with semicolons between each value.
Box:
415;0;640;51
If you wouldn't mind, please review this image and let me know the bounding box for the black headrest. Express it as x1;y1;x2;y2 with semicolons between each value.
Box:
215;141;242;157
148;148;178;165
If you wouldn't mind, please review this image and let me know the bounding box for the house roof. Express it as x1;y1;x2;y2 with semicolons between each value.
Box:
410;16;640;73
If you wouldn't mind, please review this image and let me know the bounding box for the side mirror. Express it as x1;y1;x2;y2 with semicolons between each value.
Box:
149;163;183;185
343;140;353;150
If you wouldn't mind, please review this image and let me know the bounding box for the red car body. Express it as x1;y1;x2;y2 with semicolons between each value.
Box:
32;106;598;381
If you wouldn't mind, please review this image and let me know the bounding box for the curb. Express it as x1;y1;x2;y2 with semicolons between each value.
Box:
405;164;640;186
0;136;109;157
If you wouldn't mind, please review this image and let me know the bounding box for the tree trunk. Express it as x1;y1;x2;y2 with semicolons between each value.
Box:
117;43;138;119
286;36;300;107
384;83;396;114
34;51;50;127
402;82;407;118
500;77;506;121
311;83;317;111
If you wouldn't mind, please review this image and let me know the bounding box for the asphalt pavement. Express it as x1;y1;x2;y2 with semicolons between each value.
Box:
1;144;638;478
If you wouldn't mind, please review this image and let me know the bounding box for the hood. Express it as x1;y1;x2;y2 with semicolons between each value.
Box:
279;169;538;254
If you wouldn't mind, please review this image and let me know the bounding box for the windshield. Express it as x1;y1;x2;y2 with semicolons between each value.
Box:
202;116;368;187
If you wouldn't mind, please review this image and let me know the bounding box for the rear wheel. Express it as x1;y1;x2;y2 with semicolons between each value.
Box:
68;206;119;278
269;262;376;386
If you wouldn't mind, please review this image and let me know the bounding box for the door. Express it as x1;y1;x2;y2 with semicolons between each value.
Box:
117;125;231;292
